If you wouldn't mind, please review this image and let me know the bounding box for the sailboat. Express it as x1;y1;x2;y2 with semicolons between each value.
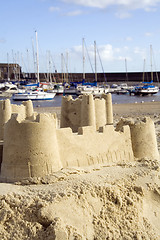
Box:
130;45;159;96
116;58;130;94
76;40;109;96
13;31;56;101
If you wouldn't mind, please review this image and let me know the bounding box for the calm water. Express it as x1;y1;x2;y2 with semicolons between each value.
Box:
2;91;160;108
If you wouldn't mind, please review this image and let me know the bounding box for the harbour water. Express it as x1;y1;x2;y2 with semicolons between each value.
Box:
2;91;160;108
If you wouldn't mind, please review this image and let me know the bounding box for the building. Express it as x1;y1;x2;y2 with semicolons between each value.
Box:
0;63;22;81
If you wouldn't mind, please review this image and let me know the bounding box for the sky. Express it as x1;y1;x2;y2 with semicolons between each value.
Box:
1;0;160;74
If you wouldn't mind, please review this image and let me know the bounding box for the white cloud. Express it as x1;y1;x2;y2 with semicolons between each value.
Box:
61;0;160;11
144;7;157;12
72;45;83;53
0;38;6;44
145;32;153;37
134;47;146;59
115;10;131;19
125;36;133;41
49;6;60;12
118;56;132;61
71;43;131;62
60;0;160;18
62;43;154;72
65;10;83;16
97;44;115;60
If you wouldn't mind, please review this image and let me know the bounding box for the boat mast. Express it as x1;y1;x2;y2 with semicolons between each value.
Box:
94;40;97;82
7;53;10;81
35;31;40;84
82;38;85;81
32;38;37;79
97;47;107;82
142;59;145;82
61;53;64;83
66;51;69;83
17;51;21;82
150;44;153;82
27;49;31;79
48;50;52;83
125;58;128;83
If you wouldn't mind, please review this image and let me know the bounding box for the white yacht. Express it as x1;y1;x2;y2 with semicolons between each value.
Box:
12;88;56;101
76;85;109;96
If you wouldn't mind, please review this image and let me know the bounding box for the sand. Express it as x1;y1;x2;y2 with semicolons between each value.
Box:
1;101;160;239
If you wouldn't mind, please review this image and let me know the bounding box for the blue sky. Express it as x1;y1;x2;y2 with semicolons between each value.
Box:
1;0;160;74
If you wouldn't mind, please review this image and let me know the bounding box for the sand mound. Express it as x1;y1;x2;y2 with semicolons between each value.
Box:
0;159;160;240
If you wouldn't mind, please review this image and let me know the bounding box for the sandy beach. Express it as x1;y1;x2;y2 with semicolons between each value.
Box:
34;101;160;116
34;101;160;125
1;101;160;239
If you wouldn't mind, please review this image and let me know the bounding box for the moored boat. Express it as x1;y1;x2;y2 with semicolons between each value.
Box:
130;45;159;96
49;83;64;95
129;82;159;96
0;83;25;98
12;88;56;101
76;85;109;96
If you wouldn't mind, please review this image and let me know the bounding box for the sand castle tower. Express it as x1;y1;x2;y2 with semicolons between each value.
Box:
0;99;12;140
0;99;34;172
102;93;113;125
0;113;62;182
116;117;159;160
80;94;96;128
60;93;113;132
22;100;34;119
0;99;34;141
60;95;82;132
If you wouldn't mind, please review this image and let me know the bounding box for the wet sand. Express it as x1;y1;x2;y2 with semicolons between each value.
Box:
34;101;160;119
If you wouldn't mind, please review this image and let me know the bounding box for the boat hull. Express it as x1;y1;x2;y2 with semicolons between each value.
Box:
130;88;159;96
129;83;159;96
133;91;159;96
12;92;56;101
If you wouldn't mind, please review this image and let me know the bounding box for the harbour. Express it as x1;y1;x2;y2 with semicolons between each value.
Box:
1;90;159;108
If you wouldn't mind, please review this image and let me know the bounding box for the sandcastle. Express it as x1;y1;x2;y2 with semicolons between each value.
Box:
0;94;159;182
60;93;113;132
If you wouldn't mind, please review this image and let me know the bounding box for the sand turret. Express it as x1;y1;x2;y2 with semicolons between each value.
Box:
116;117;159;160
1;113;62;182
94;98;106;130
0;99;35;141
80;94;96;128
102;93;113;125
130;117;159;160
23;100;34;119
0;99;12;140
60;95;81;132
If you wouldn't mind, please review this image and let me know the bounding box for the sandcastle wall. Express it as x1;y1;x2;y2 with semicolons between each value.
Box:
57;125;134;169
60;93;113;132
1;113;134;182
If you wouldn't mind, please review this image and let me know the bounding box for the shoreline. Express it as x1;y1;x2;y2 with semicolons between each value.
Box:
34;101;160;119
